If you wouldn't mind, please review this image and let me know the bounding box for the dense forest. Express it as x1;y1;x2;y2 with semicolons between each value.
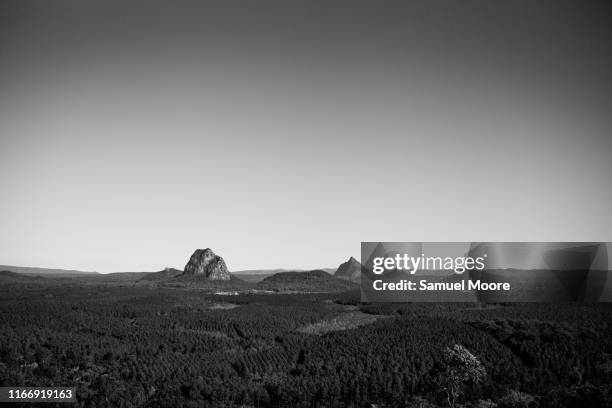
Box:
1;281;611;407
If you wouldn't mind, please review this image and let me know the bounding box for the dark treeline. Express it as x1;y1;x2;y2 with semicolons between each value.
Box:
0;285;611;407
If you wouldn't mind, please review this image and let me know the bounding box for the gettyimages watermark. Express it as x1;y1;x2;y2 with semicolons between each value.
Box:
361;242;612;302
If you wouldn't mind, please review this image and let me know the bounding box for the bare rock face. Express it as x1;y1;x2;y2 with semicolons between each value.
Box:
183;248;231;280
334;256;361;282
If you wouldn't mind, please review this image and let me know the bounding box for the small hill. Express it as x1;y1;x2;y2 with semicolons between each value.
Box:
100;272;150;280
140;267;183;281
258;270;357;293
231;268;292;283
233;273;272;283
334;257;361;282
263;269;331;283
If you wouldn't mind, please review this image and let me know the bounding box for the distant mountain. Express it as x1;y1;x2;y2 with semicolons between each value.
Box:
140;267;183;281
236;268;336;275
233;268;295;275
334;257;361;282
258;270;357;293
0;265;99;277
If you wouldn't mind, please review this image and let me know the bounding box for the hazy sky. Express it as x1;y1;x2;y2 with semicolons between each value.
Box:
1;1;611;272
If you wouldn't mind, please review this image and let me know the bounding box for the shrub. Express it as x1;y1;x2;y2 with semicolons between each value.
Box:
497;390;536;408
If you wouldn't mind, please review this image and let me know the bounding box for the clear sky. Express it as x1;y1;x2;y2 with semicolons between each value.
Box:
1;1;611;272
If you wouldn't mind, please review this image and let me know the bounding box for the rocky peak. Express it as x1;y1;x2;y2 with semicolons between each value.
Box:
183;248;231;280
334;256;362;282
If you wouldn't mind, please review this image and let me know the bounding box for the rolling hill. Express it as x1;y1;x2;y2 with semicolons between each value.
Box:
0;270;42;281
140;267;184;281
258;270;357;292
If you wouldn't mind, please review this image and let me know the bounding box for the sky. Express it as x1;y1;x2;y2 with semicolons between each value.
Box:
1;0;611;272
